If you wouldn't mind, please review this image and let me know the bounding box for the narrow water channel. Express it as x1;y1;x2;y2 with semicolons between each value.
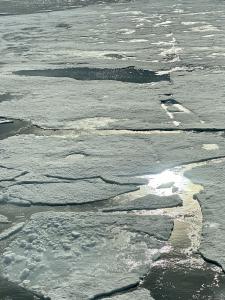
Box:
113;157;225;299
133;158;225;299
0;277;43;299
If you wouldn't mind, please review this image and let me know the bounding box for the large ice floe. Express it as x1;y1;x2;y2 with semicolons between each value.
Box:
0;212;172;299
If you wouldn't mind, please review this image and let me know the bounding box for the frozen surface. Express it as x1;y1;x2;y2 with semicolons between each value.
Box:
1;0;225;298
3;180;138;206
0;133;225;205
0;212;172;299
103;194;182;212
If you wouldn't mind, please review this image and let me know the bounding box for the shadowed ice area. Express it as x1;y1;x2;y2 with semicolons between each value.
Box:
14;67;170;84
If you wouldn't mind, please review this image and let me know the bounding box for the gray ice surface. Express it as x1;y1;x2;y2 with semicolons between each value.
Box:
0;133;225;205
0;212;172;299
103;194;182;212
1;0;225;298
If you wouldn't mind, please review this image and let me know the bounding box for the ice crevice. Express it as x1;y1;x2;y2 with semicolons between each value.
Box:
45;174;140;187
2;116;225;139
0;222;25;241
199;251;225;271
21;123;225;135
4;188;140;207
10;179;74;187
101;128;225;134
0;171;29;184
172;155;225;169
90;282;140;300
0;164;23;171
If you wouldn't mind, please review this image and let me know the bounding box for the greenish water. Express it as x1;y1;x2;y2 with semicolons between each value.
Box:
0;119;34;140
143;254;225;300
0;277;44;300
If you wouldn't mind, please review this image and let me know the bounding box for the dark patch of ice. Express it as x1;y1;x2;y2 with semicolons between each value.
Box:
0;93;15;103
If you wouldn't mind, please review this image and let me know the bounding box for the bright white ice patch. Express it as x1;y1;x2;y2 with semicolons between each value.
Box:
191;25;220;32
128;39;148;43
182;21;206;26
154;21;172;27
173;121;181;127
143;169;188;197
63;117;118;130
118;29;136;35
173;9;184;13
202;144;219;151
0;119;12;124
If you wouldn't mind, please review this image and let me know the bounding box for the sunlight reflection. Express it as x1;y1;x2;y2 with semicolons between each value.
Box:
143;169;189;197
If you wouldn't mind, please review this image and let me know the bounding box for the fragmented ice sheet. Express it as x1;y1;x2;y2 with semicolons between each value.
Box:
0;212;173;299
185;161;225;270
1;132;225;206
1;132;225;176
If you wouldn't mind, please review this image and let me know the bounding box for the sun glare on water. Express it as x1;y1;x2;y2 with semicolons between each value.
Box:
143;169;189;197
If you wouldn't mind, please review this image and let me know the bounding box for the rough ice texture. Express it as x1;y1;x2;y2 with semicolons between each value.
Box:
185;162;225;270
0;212;172;299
